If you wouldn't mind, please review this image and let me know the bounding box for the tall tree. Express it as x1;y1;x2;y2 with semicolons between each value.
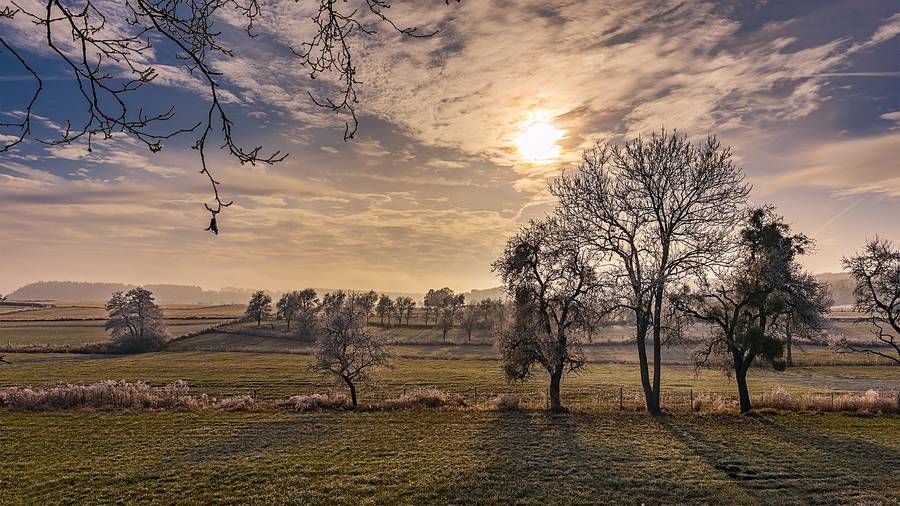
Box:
105;287;168;352
245;290;273;327
311;292;392;407
551;130;750;414
493;217;606;412
670;208;826;412
460;305;479;341
839;237;900;364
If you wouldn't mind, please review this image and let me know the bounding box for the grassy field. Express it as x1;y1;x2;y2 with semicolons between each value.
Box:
0;410;897;504
2;304;898;504
1;352;897;408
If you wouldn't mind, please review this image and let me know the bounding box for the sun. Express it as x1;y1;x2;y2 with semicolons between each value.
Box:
514;112;565;163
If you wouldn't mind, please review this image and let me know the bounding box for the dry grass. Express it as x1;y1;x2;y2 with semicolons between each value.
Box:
378;388;468;410
0;380;209;411
484;393;522;411
691;387;899;414
280;393;348;412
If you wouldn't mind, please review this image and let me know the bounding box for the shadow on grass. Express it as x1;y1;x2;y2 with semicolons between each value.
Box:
657;414;900;504
447;410;750;505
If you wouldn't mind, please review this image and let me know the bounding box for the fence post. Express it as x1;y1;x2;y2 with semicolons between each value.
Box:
547;387;550;410
690;389;694;412
473;387;477;405
619;386;624;410
831;392;834;410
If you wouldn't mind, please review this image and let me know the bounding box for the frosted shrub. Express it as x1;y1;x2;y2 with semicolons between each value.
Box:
282;393;347;412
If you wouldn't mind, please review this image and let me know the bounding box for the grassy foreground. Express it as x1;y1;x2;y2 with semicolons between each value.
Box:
0;411;897;505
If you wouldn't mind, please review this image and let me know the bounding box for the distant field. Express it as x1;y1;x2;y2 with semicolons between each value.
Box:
1;410;896;504
0;319;234;345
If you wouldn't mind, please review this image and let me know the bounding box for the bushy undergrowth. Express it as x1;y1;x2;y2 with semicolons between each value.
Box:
692;387;899;414
379;388;468;410
280;393;348;412
485;394;521;411
0;380;208;411
754;387;898;414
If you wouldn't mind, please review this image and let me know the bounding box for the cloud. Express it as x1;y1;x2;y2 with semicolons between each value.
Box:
765;132;900;198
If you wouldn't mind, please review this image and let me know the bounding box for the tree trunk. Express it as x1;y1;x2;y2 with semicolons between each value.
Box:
651;288;664;414
286;318;291;331
549;367;564;412
257;316;261;327
785;326;793;368
346;379;358;408
736;365;752;414
635;318;658;414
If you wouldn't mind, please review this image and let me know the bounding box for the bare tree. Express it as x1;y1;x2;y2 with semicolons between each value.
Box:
376;293;394;326
670;208;826;413
778;272;832;367
493;217;606;412
460;305;478;341
395;296;414;326
277;289;318;331
0;1;456;231
839;237;900;364
245;290;272;327
105;287;168;352
311;291;391;407
551;130;751;414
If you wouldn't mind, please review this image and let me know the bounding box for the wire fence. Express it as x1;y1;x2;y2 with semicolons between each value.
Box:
309;383;900;413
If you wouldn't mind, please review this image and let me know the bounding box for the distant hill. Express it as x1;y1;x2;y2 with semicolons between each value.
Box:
7;281;259;304
7;281;427;305
814;272;856;307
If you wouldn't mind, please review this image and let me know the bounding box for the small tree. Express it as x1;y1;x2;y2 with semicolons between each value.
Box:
246;291;273;327
376;294;394;326
670;208;824;413
779;273;832;367
460;306;479;341
838;237;900;364
311;293;392;407
436;294;465;341
277;291;302;331
493;217;606;412
105;287;168;352
394;296;414;326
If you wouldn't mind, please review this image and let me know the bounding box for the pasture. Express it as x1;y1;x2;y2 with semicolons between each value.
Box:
1;302;898;504
1;411;898;504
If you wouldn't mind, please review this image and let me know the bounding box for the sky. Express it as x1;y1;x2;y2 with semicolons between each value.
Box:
1;0;899;295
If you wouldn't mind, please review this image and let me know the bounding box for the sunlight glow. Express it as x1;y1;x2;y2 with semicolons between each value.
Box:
514;112;565;163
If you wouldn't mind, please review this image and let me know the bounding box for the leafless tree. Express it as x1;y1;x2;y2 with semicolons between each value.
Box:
394;296;414;326
839;237;900;365
459;305;478;341
777;272;832;367
0;0;456;232
670;208;827;413
310;291;391;407
277;291;304;331
376;293;394;326
245;290;272;327
493;217;608;412
105;287;168;352
551;130;751;414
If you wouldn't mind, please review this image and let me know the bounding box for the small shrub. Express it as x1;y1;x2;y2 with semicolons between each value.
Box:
380;389;467;410
216;395;258;411
487;394;521;411
281;393;347;412
0;380;208;411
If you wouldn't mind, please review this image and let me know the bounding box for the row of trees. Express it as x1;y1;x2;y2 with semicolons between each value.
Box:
494;130;839;413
